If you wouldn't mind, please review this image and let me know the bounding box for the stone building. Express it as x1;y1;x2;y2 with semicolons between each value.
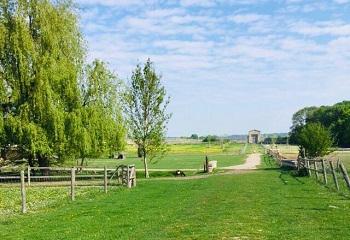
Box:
248;130;261;144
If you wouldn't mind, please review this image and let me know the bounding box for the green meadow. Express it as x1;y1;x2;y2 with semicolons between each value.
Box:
74;142;258;170
1;155;350;239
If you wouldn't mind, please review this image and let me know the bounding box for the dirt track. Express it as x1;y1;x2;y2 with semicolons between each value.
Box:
140;153;262;181
221;153;262;170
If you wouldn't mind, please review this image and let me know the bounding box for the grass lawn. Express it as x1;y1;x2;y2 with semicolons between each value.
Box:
329;151;350;170
77;143;257;170
1;156;350;239
270;144;299;159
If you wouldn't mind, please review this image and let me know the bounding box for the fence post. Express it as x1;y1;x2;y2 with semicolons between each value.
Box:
314;161;319;181
127;165;131;188
104;166;108;193
329;161;339;191
305;159;311;176
339;162;350;191
321;159;327;185
71;167;75;201
27;166;31;186
336;159;340;170
20;170;27;214
133;167;137;187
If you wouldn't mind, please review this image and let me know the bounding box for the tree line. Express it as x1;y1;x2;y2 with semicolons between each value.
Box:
0;0;170;178
289;101;350;157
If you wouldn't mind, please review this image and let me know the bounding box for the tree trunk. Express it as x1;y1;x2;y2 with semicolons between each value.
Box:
143;155;149;179
205;156;209;173
28;154;34;167
37;154;49;176
138;146;143;158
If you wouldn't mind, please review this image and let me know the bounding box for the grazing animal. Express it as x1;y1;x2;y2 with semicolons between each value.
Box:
175;170;186;177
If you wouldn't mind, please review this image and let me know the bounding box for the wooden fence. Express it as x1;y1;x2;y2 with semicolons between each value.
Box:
266;147;350;193
299;158;350;192
0;165;136;214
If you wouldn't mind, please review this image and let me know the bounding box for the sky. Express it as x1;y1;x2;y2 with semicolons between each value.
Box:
76;0;350;136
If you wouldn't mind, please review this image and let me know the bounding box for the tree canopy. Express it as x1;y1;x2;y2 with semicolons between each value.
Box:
289;101;350;147
297;123;333;158
0;0;125;166
123;59;171;178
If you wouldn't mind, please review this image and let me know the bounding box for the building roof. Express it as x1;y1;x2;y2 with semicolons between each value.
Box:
248;129;261;133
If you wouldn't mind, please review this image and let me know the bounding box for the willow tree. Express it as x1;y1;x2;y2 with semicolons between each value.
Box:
0;0;84;166
66;60;126;165
124;59;171;178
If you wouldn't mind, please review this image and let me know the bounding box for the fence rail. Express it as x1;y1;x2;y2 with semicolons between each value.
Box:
0;165;137;214
266;146;350;194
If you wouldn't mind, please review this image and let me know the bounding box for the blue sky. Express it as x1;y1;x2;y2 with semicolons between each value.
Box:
76;0;350;136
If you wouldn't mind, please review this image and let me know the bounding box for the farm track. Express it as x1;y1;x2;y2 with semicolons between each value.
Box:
0;154;262;186
139;153;262;181
138;169;260;181
221;153;261;170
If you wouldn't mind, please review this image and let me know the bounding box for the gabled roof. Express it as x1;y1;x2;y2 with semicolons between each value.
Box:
248;129;261;133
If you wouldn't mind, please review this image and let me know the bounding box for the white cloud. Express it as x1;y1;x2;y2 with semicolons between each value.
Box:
229;14;269;24
291;21;350;36
78;0;350;135
179;0;215;7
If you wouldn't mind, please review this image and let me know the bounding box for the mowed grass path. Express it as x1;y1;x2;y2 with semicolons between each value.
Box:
1;161;350;239
82;143;256;169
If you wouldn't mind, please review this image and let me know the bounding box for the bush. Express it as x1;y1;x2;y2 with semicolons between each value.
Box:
202;135;219;142
297;123;333;158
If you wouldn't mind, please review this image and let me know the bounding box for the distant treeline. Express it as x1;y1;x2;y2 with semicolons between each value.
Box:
289;101;350;148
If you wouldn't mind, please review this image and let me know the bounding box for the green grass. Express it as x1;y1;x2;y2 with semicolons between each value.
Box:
86;154;247;170
1;160;350;239
77;143;255;170
331;151;350;170
0;186;101;217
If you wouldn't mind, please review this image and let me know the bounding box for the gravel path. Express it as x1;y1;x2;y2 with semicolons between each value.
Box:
140;153;262;181
220;153;262;170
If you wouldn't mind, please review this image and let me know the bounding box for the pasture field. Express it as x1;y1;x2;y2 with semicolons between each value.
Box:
328;151;350;170
269;144;299;159
1;156;350;239
273;144;350;169
76;142;259;170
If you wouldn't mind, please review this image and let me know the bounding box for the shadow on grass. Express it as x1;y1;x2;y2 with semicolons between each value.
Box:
278;166;350;200
278;167;306;185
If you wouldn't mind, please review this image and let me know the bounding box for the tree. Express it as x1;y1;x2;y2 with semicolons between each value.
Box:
190;134;198;140
297;123;333;158
289;107;317;145
290;102;350;147
202;135;219;143
0;1;126;168
66;60;126;165
123;59;171;178
0;0;84;166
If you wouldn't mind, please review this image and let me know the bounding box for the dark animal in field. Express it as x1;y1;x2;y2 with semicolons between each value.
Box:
117;154;125;160
175;170;186;177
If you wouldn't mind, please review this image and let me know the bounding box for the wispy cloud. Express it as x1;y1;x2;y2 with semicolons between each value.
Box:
77;0;350;135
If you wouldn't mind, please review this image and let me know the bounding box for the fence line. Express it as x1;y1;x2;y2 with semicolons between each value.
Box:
266;147;350;194
1;164;137;214
301;158;350;192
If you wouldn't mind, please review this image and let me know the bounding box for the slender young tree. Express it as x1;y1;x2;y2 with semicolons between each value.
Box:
124;59;171;178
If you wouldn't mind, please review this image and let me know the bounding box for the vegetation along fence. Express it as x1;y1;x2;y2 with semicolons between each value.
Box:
0;165;136;213
266;148;350;194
